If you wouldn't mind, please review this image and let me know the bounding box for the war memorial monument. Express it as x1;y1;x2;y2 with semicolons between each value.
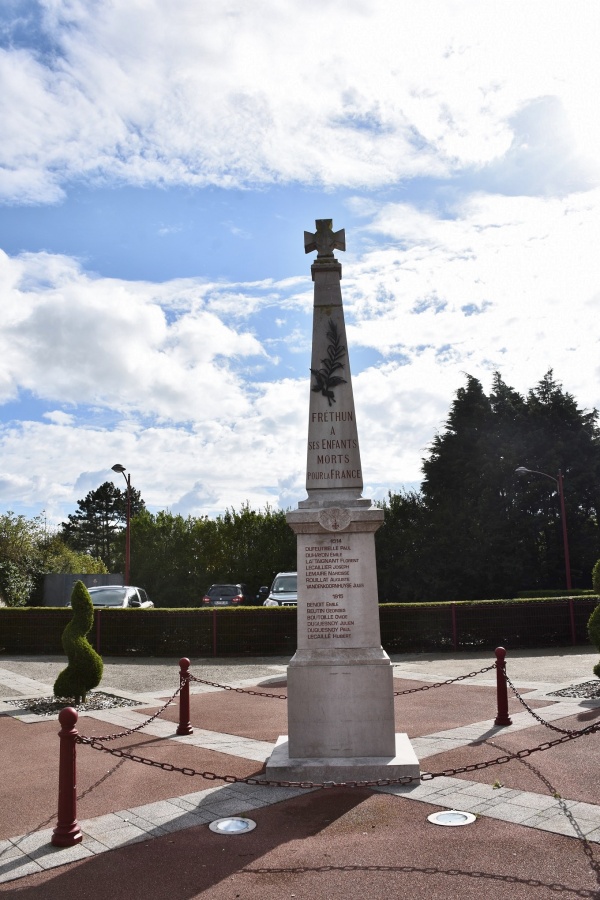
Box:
265;220;420;782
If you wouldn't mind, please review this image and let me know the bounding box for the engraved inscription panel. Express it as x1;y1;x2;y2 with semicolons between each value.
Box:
297;531;381;649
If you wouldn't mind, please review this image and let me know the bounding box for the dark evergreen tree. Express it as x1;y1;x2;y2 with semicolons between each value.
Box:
414;370;600;599
420;375;508;599
514;371;600;590
375;491;429;601
61;481;145;571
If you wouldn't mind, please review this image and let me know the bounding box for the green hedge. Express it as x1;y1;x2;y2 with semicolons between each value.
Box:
0;607;297;657
516;589;595;598
0;596;597;657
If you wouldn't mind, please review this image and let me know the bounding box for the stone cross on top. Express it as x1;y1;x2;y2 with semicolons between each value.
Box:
304;219;346;258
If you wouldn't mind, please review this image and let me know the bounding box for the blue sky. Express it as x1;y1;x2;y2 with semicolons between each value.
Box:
1;1;599;526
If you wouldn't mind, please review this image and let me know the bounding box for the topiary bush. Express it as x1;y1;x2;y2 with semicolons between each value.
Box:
588;603;600;679
592;559;600;597
54;580;103;702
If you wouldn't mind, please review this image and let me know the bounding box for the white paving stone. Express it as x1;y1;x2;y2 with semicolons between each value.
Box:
525;813;600;838
127;799;189;823
566;801;600;824
0;840;26;861
0;856;44;883
28;843;94;869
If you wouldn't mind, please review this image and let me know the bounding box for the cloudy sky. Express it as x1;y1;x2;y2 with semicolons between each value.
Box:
1;0;599;526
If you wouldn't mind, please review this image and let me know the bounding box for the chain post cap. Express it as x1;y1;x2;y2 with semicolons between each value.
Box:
58;707;78;729
495;646;507;662
179;657;191;672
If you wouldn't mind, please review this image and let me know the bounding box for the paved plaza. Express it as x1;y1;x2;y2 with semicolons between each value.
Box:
1;647;599;898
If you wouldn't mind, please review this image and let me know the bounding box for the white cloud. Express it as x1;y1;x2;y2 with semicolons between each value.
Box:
343;188;600;411
0;250;268;421
0;378;309;525
0;1;598;201
43;410;75;426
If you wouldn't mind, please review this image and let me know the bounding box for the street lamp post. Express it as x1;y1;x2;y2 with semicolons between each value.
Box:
111;464;131;586
515;466;572;590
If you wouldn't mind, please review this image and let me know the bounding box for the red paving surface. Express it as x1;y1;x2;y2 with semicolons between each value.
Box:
2;677;600;898
4;790;600;899
152;678;553;741
0;715;261;841
424;706;600;805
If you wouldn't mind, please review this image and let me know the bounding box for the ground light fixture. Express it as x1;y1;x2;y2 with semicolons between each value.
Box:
208;817;257;835
427;810;476;827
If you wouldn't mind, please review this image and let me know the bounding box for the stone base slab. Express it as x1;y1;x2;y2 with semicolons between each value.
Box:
264;733;420;784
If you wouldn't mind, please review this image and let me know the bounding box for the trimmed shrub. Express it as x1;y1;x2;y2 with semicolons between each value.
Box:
588;603;600;679
54;581;103;702
592;560;600;598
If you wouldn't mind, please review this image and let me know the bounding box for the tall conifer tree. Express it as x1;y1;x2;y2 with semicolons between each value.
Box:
61;481;144;571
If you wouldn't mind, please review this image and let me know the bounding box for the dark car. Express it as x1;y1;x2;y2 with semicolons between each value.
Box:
202;583;252;607
84;586;154;609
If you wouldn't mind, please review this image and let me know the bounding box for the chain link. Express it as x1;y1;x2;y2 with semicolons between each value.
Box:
189;664;497;700
504;670;600;737
188;673;287;699
78;712;598;790
78;681;183;742
393;663;497;695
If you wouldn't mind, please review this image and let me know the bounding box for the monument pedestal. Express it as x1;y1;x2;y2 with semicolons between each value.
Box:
288;648;395;757
263;505;420;783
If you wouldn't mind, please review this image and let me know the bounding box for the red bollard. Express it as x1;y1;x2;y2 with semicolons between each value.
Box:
177;657;193;736
52;707;83;847
494;646;512;727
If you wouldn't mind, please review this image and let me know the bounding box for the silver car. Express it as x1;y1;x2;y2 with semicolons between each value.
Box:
85;586;154;609
263;572;297;607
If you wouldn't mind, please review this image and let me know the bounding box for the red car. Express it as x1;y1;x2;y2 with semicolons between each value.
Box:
201;584;252;607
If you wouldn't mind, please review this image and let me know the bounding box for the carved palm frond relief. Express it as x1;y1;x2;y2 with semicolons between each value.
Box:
310;318;347;406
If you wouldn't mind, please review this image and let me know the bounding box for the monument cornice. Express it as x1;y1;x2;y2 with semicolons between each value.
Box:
286;505;384;535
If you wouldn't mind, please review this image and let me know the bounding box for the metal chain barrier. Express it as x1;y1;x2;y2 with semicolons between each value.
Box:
188;663;497;700
393;663;497;695
504;670;600;737
77;714;599;790
188;673;287;699
78;681;183;742
79;659;499;741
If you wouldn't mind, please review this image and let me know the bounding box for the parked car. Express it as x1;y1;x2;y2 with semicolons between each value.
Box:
262;572;297;607
84;586;154;609
202;583;252;607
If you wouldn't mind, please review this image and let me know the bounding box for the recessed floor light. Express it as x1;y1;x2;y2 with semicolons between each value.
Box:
209;817;257;835
427;810;476;826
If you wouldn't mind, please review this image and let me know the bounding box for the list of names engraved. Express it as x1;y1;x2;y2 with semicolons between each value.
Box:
303;537;364;641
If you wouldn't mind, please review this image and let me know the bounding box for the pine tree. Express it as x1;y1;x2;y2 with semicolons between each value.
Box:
61;482;144;571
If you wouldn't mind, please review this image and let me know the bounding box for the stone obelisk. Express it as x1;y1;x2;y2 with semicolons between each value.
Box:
264;220;419;781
